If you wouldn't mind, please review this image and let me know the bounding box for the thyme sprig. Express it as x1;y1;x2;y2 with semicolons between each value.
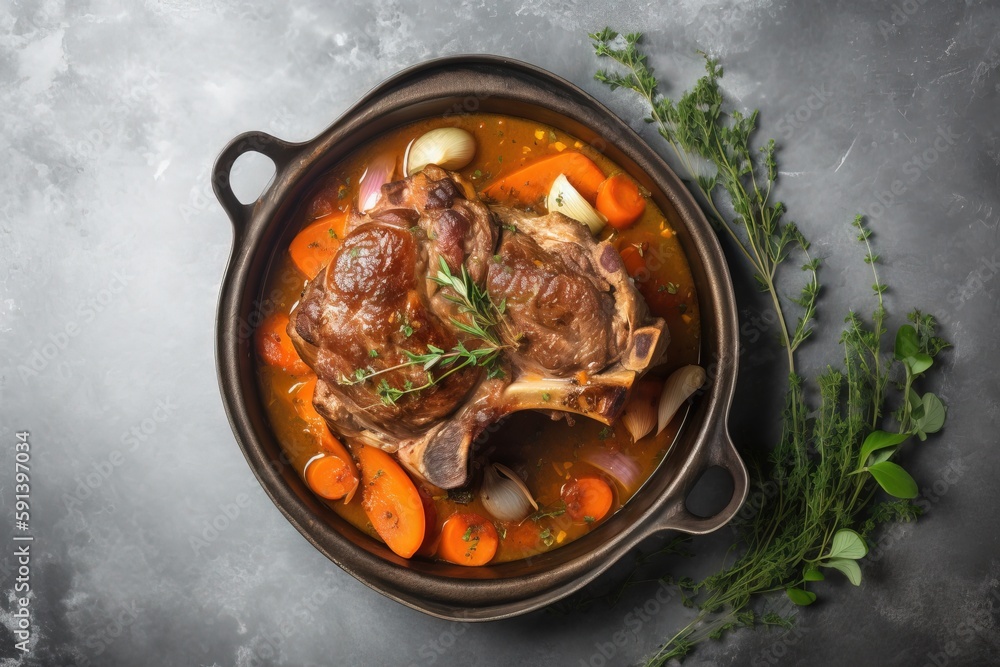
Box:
592;29;818;375
341;258;512;406
589;29;950;665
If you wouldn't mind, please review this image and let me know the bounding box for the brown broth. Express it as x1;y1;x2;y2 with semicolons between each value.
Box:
255;113;700;564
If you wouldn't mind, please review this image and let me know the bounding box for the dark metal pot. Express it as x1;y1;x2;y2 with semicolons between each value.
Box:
213;55;747;621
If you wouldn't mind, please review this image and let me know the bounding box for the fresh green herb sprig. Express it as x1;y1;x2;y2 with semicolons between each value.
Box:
341;258;513;406
589;29;949;665
592;29;818;375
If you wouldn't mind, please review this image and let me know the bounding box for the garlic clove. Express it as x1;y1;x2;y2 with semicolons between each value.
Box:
547;174;607;235
405;128;477;176
480;462;538;522
657;365;706;435
621;381;659;442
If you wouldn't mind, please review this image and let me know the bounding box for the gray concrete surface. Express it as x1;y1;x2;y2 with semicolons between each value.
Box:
1;1;998;665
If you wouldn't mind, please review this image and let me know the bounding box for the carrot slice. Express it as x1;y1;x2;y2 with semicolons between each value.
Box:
305;454;356;500
596;174;646;229
482;152;605;205
355;444;426;558
618;244;647;280
438;512;499;566
255;313;309;374
561;477;614;522
415;487;440;558
289;213;347;279
293;379;359;502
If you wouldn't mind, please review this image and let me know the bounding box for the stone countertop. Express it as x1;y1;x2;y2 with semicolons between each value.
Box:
1;1;997;665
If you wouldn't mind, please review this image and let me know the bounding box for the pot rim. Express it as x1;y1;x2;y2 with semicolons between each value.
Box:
213;54;746;621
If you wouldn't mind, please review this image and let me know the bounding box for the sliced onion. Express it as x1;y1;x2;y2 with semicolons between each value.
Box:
583;449;641;493
358;152;396;213
405;128;476;176
547;174;607;235
657;365;706;435
480;462;538;522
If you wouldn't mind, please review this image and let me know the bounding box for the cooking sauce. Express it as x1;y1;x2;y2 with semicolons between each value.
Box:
255;113;700;564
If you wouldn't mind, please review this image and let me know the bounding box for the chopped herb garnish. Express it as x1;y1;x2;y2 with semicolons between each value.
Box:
531;504;567;521
539;528;555;547
542;392;551;402
473;169;483;179
598;426;614;440
584;515;596;524
401;324;413;337
666;282;679;294
368;349;379;358
461;526;474;542
678;303;688;314
555;192;565;206
349;247;360;258
447;488;474;505
327;228;338;239
493;253;502;262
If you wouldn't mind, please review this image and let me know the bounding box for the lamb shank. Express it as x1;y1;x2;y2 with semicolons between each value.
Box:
288;166;668;489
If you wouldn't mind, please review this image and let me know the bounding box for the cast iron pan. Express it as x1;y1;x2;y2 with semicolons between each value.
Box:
212;55;747;621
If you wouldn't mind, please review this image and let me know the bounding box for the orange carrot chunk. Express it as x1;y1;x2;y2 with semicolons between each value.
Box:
293;378;360;502
596;174;646;229
617;244;647;280
255;313;309;374
561;477;614;523
288;213;347;279
482;152;605;205
355;445;426;558
305;454;356;500
438;512;499;566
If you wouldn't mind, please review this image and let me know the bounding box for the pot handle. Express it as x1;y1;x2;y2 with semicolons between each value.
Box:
212;130;298;237
653;425;749;535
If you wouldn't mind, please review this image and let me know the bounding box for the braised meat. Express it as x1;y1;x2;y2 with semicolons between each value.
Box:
288;167;668;488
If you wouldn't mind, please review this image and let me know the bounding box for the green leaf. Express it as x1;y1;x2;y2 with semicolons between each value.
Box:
824;528;868;560
906;353;933;375
824;558;862;586
869;449;896;465
894;324;919;360
915;393;946;435
785;588;816;606
907;387;924;420
859;431;909;466
868;461;918;499
803;566;825;582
